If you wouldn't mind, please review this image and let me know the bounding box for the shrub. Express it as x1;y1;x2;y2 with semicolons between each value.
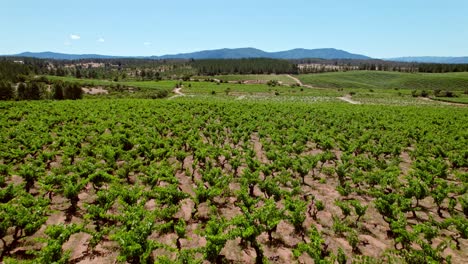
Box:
144;90;169;99
53;82;64;100
267;80;279;87
0;81;14;100
63;83;83;100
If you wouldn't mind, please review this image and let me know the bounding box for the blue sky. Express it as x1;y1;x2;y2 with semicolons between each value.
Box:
1;0;467;58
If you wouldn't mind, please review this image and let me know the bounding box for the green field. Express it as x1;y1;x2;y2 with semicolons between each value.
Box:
46;76;176;90
45;76;342;97
432;96;468;104
208;74;297;85
44;74;468;106
298;71;468;91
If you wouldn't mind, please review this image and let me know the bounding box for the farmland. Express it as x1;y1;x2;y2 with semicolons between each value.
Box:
298;71;468;91
1;57;468;263
1;97;467;263
205;75;298;85
3;0;468;262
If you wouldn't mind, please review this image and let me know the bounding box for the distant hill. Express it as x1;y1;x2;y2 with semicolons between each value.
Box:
154;48;371;60
12;52;123;60
7;48;371;60
387;56;468;64
270;48;370;60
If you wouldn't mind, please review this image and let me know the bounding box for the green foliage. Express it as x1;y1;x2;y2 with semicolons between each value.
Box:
204;217;228;262
285;198;307;232
293;226;331;263
111;205;157;264
33;224;82;264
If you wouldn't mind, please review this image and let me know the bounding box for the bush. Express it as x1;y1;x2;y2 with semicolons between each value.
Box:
17;82;43;100
53;82;64;100
63;83;83;100
144;90;169;99
434;90;457;97
267;80;280;87
0;81;14;100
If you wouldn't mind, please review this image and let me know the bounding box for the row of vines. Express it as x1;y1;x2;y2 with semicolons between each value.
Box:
0;99;467;263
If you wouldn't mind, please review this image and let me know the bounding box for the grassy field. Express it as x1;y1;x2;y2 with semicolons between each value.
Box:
432;96;468;104
182;81;341;96
46;76;176;91
45;76;342;97
298;71;468;91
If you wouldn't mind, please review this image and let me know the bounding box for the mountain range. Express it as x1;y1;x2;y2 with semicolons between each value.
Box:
4;49;468;64
387;56;468;64
9;48;370;60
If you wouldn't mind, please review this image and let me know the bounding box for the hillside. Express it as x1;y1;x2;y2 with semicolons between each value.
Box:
298;71;468;90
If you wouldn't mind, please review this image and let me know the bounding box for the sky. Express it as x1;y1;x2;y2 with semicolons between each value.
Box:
1;0;468;58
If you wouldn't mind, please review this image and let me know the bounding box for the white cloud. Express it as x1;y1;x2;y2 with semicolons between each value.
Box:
143;42;151;46
64;41;71;46
97;37;105;43
70;34;81;40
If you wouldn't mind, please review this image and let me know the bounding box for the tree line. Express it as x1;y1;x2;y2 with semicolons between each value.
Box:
191;58;298;75
0;80;83;101
2;56;468;83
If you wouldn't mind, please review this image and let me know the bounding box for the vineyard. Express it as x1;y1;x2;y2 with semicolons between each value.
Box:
0;99;467;264
298;71;468;91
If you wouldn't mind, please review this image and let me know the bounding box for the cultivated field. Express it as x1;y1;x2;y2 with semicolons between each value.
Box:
298;71;468;91
1;98;467;263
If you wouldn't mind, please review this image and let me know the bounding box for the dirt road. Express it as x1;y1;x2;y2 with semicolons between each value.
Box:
286;75;314;88
338;95;361;104
169;87;185;99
